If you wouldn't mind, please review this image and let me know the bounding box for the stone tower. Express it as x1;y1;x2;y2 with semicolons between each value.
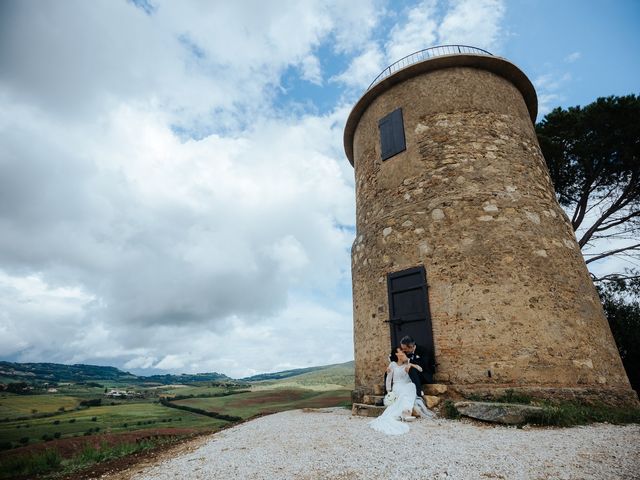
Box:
344;46;637;406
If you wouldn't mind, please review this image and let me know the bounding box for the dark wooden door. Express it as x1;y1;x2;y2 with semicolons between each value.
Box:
387;266;434;353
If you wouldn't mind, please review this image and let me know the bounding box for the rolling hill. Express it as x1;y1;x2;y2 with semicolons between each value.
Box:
0;360;355;388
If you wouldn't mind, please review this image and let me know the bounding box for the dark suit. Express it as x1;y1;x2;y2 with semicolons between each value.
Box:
406;344;435;396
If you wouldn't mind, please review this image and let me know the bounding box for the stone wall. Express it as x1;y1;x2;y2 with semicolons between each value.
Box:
347;63;636;405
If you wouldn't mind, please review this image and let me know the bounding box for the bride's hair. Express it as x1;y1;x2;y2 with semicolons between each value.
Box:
389;348;399;362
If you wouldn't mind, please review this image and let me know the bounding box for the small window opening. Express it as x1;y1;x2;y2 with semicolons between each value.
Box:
378;108;406;161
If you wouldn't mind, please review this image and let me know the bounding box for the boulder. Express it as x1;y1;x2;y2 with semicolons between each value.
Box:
454;401;544;425
424;384;448;395
424;395;441;408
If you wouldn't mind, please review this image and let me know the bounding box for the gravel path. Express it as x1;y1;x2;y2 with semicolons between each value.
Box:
124;408;640;480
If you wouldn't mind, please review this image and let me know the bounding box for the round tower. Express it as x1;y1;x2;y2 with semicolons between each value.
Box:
344;45;637;405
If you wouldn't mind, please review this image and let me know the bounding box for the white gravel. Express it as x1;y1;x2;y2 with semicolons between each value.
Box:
127;408;640;480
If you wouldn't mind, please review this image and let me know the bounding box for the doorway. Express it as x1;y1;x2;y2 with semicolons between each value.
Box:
386;266;434;355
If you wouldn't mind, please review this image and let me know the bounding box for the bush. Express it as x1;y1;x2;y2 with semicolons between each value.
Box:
69;418;76;423
41;434;52;442
442;400;460;419
499;389;532;404
0;449;61;477
19;437;29;445
91;416;97;422
52;420;60;425
53;432;61;439
525;401;640;427
0;441;13;450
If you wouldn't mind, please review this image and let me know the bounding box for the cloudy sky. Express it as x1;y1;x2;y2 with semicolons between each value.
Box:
0;0;638;378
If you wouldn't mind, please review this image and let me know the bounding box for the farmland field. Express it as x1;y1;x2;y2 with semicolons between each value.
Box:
0;361;356;479
0;394;80;419
0;401;228;447
174;388;351;419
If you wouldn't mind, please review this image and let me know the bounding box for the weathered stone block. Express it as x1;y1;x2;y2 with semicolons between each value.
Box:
454;401;544;425
424;395;440;408
424;384;448;395
362;395;384;406
352;403;384;418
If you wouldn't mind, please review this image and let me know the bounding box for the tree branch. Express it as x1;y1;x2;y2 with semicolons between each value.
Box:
585;243;640;264
577;174;637;247
594;210;640;232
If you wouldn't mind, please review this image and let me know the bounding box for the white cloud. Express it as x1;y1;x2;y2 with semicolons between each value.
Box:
333;0;507;91
437;0;505;52
385;0;439;62
331;45;385;89
534;72;572;115
0;72;354;374
300;54;323;85
564;51;581;63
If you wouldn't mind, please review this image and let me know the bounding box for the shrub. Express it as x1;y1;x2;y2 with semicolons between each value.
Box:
53;432;61;439
69;418;76;423
0;449;61;477
91;416;97;422
19;437;29;445
499;389;532;404
442;400;460;419
52;420;60;425
525;401;640;427
41;434;52;442
0;441;13;450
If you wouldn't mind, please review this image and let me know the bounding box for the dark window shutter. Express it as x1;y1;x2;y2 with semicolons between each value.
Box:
378;108;406;161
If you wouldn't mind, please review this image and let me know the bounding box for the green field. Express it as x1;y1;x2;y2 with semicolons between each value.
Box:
0;394;80;419
0;401;227;447
174;388;351;419
0;361;356;454
152;384;238;398
252;361;355;390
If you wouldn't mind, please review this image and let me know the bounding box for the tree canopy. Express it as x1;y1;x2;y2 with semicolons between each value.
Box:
536;94;640;283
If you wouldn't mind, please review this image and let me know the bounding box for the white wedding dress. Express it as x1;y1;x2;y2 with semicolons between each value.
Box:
369;361;432;435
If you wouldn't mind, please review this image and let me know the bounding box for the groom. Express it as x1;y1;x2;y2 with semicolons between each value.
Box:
399;335;436;397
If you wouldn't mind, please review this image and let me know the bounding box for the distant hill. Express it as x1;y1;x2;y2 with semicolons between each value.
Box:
0;361;232;385
0;360;355;387
242;365;329;382
139;372;235;385
246;361;355;389
0;361;137;384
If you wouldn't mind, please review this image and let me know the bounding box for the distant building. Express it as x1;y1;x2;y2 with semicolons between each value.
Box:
104;389;143;398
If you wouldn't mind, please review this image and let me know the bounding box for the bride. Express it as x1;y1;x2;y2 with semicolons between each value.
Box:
369;347;432;435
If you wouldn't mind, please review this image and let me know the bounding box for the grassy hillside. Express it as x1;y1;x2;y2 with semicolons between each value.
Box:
251;361;354;390
0;362;233;386
174;388;350;419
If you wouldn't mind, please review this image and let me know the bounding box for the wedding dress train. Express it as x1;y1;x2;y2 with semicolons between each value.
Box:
369;361;433;435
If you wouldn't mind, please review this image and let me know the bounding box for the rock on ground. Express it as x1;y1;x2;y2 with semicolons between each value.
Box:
111;408;640;480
